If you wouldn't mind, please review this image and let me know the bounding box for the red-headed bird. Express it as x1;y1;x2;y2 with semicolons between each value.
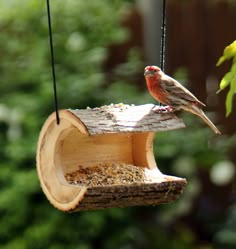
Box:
144;65;221;134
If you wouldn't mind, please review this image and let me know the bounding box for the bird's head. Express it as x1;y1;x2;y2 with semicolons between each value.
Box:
144;66;162;78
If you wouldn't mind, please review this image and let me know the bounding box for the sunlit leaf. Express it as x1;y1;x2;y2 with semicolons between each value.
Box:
217;41;236;117
217;55;227;66
232;62;236;73
226;87;235;117
217;71;234;93
216;40;236;66
224;40;236;56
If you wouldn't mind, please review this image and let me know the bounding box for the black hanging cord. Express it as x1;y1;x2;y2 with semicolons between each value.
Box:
160;0;167;72
46;0;60;125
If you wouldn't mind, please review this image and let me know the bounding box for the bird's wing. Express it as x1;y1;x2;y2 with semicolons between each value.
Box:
161;74;205;107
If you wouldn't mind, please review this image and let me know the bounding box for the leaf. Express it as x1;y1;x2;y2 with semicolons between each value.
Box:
225;81;236;117
217;71;235;93
225;40;236;56
217;56;227;66
216;40;236;66
226;90;234;117
216;55;227;67
232;62;236;73
232;78;236;93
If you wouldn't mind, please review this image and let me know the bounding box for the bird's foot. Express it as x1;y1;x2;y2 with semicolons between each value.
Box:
152;105;173;113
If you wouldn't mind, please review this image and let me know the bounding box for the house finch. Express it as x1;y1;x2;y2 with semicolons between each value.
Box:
144;65;221;134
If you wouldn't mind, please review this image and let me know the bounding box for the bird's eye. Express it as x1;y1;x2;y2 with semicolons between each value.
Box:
153;69;157;72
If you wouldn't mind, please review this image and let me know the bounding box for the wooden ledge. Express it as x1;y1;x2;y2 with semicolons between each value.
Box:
74;177;187;211
64;163;187;211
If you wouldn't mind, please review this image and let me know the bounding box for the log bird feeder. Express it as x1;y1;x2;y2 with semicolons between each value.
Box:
37;104;187;212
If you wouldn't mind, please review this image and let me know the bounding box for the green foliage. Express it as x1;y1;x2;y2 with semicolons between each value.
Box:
0;1;141;248
216;40;236;116
214;205;236;249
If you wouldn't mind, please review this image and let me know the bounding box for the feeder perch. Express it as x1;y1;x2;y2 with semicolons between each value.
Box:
36;104;187;212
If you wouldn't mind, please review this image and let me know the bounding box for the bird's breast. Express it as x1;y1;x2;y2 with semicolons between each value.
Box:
146;77;169;105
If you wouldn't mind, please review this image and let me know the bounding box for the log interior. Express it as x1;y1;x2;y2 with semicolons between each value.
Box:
57;129;157;178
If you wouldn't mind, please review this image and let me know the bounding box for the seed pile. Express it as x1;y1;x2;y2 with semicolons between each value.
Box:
65;163;162;187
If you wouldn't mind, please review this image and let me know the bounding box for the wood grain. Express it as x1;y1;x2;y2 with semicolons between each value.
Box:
72;176;187;212
69;103;185;135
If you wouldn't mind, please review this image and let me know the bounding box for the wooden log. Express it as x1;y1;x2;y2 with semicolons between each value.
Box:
36;104;186;212
70;176;187;211
69;103;185;134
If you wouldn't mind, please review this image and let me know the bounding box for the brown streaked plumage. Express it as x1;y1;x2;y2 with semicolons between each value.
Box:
144;65;221;134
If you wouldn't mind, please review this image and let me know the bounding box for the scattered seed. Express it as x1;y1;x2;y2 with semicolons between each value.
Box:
65;163;162;187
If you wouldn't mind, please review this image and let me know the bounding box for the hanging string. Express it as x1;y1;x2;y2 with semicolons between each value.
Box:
46;0;60;125
160;0;167;72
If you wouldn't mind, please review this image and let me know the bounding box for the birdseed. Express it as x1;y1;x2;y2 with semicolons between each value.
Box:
65;163;163;187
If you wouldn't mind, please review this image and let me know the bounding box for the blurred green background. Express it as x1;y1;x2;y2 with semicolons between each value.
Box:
0;0;236;248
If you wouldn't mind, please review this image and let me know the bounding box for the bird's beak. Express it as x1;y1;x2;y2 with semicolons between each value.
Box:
144;69;152;77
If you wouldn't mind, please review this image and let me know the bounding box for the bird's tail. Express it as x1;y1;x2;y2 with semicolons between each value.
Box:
183;105;221;134
197;110;221;134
